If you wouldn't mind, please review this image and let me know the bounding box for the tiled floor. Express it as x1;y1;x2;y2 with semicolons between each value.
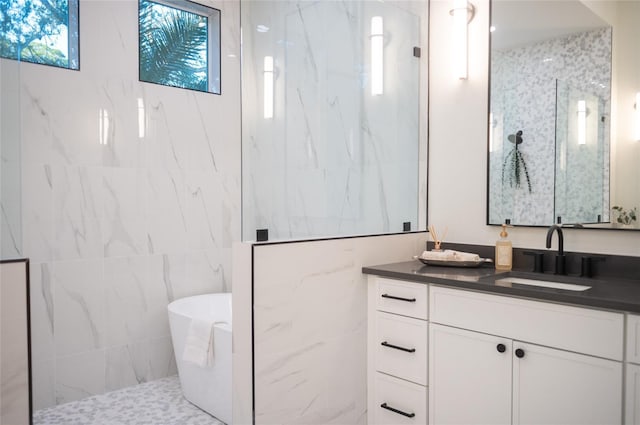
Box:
34;376;225;425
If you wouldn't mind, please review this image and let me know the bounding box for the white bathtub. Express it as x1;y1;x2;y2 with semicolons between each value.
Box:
168;293;232;424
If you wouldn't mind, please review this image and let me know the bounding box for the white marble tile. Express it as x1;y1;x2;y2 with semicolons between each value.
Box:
55;350;106;405
143;90;194;171
53;259;105;357
104;256;170;348
32;357;56;411
102;218;148;258
29;263;55;361
29;263;57;410
105;337;176;392
186;170;223;251
148;253;187;305
183;249;228;297
251;233;427;424
21;66;107;167
0;196;22;259
102;167;145;222
53;165;104;223
80;0;139;82
0;152;23;258
22;163;54;262
53;217;104;261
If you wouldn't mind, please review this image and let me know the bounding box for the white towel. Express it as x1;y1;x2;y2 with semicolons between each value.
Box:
183;319;215;368
420;249;480;262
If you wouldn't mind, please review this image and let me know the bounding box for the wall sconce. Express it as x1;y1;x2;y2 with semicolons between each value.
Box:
263;56;274;119
635;92;640;141
99;108;110;145
577;100;587;145
371;16;384;95
137;98;146;139
450;0;475;80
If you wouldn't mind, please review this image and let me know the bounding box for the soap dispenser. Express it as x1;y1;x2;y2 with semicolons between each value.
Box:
495;223;513;271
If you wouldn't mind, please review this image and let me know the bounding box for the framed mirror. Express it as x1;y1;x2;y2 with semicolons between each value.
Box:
488;0;640;230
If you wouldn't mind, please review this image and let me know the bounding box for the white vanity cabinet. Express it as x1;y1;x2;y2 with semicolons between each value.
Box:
429;324;512;424
366;276;627;425
367;277;428;424
627;314;640;425
429;285;624;425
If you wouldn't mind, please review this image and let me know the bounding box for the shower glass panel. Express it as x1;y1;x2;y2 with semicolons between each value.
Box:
241;1;422;241
555;80;609;225
0;58;23;260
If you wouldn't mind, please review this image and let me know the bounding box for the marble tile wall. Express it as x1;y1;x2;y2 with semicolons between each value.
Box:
17;0;241;410
489;28;611;226
241;1;428;240
0;260;31;424
250;233;428;424
0;59;23;260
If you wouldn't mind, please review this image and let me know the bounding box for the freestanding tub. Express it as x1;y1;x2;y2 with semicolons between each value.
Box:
168;293;232;424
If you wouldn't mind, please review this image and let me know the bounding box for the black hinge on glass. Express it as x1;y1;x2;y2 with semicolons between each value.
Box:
413;46;421;58
256;228;269;242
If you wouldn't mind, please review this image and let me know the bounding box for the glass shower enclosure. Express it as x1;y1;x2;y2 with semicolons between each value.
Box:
241;1;425;241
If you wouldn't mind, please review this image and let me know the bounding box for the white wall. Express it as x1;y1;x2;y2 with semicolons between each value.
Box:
22;0;241;409
429;0;640;257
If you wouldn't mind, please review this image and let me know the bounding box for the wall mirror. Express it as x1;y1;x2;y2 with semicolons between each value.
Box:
488;0;640;230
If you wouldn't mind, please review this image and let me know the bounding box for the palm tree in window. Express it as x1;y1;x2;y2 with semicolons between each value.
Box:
139;0;208;92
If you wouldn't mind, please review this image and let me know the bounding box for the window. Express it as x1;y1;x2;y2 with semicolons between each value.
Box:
138;0;221;94
0;0;79;69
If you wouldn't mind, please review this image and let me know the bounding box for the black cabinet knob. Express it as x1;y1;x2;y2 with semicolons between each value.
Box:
515;348;525;358
496;343;506;353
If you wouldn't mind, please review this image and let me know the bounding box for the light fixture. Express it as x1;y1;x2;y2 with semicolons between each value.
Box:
489;25;496;33
371;16;384;95
137;98;146;139
635;92;640;141
450;0;475;80
99;109;110;145
577;100;587;145
263;56;274;119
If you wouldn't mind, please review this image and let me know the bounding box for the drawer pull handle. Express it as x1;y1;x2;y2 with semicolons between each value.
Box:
496;343;506;353
515;348;525;358
381;294;416;303
381;341;416;353
380;402;416;418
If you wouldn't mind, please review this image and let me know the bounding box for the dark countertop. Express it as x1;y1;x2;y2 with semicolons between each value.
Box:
362;260;640;314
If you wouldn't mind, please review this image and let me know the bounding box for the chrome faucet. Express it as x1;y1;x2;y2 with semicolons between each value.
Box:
546;224;566;275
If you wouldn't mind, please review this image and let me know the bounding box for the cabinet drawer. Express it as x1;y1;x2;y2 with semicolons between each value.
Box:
627;363;640;425
430;285;624;360
628;314;640;364
375;312;427;385
375;277;428;319
373;373;427;425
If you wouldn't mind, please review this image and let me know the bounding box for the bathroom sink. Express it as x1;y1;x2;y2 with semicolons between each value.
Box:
494;276;591;291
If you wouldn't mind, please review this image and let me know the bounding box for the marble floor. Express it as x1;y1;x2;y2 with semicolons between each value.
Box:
34;375;225;425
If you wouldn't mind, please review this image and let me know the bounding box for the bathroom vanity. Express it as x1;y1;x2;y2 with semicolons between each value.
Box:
363;261;640;425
